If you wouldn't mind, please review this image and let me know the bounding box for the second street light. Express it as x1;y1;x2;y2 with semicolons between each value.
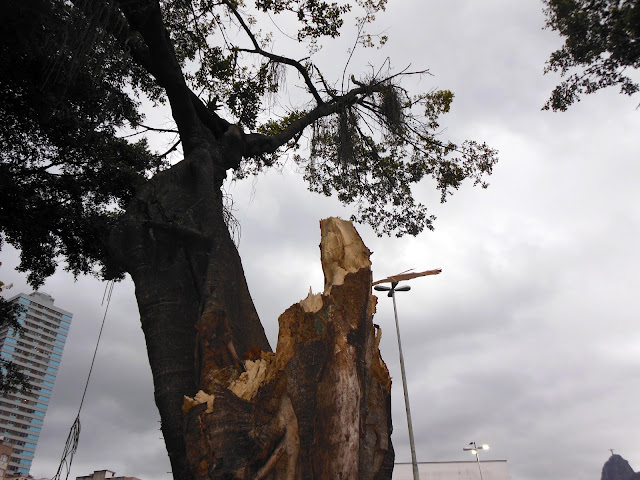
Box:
463;442;490;480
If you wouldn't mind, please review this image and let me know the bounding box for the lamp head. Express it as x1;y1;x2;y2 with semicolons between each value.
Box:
374;285;391;292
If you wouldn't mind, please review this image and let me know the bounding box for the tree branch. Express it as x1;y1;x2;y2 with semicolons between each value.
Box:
314;65;338;98
245;82;383;156
120;124;180;138
245;68;429;157
74;0;231;142
221;0;324;105
113;0;209;154
159;139;182;159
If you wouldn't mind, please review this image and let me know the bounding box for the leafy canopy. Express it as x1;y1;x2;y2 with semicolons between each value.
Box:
0;0;165;286
543;0;640;110
1;0;498;286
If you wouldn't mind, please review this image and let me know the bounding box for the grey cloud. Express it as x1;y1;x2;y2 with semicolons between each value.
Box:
3;1;640;479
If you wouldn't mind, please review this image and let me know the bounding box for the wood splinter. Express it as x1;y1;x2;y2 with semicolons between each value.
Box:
183;217;394;480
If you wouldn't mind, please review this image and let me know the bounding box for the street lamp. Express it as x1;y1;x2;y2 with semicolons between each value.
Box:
463;442;490;480
373;268;441;480
374;281;419;480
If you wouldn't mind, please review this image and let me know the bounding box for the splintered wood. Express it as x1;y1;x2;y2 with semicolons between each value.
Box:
183;217;394;480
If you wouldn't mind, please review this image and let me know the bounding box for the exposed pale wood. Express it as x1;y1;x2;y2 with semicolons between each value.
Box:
183;217;394;480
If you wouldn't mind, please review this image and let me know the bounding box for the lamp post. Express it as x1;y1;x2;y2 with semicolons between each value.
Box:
373;268;441;480
463;442;490;480
374;281;419;480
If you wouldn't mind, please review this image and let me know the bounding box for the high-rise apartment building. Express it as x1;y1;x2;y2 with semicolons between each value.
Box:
0;292;72;476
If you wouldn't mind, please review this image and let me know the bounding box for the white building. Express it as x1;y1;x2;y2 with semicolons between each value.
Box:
76;469;142;480
0;292;72;476
393;460;510;480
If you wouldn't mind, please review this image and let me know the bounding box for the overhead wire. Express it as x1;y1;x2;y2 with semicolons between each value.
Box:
52;280;115;480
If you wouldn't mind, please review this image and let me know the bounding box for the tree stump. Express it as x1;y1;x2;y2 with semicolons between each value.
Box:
183;217;394;479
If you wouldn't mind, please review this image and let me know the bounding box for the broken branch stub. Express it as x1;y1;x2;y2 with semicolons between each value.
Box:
183;217;394;479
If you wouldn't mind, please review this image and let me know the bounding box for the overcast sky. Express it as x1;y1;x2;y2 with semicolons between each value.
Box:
2;1;640;479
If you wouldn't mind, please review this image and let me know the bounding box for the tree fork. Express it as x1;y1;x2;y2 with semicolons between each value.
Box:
183;217;394;480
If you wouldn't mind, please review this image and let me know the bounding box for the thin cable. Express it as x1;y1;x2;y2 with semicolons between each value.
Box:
52;280;115;480
79;279;113;412
51;415;80;480
101;281;110;305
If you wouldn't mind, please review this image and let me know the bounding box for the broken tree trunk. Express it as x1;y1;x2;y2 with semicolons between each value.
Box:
183;217;394;480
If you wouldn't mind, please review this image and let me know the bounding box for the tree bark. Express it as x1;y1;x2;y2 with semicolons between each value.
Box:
109;145;271;480
104;3;395;479
182;217;394;480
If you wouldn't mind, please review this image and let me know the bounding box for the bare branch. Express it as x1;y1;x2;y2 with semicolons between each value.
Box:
313;65;337;98
221;0;324;105
341;22;366;94
373;269;442;286
158;139;181;159
120;124;179;138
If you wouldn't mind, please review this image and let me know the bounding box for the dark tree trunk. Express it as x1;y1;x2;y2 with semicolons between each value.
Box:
106;4;394;479
182;217;394;480
109;145;271;480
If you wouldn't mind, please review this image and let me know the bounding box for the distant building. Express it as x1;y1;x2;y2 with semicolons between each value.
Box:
0;292;73;476
393;460;510;480
76;470;142;480
0;440;13;479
